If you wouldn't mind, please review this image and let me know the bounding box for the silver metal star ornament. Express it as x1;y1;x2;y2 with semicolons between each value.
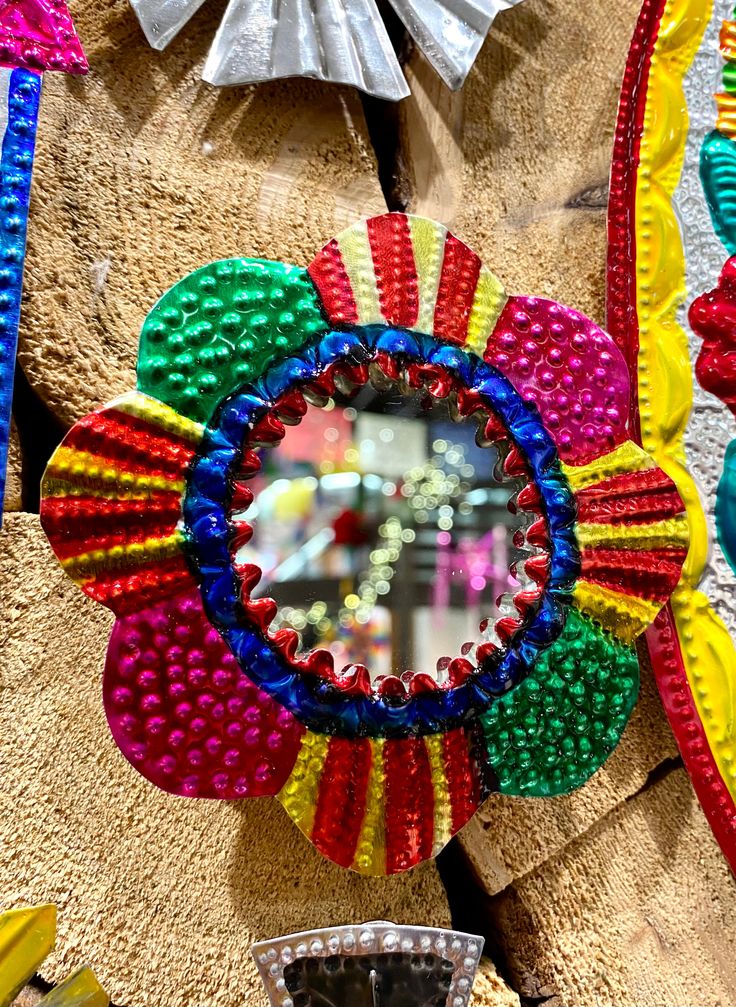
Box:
129;0;524;100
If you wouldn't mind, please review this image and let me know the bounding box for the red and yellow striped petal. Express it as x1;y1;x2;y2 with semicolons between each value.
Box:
352;738;387;875
277;725;483;875
40;392;203;615
565;441;689;642
311;737;372;869
308;213;507;353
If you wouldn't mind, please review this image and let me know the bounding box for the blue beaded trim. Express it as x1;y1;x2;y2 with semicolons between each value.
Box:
0;67;40;520
184;328;580;738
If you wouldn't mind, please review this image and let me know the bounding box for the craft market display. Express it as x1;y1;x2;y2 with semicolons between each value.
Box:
3;0;736;1003
129;0;524;100
0;0;87;522
40;211;690;875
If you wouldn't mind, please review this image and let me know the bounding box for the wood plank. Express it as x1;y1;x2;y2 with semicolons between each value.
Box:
19;0;385;426
489;767;736;1006
471;960;520;1007
399;53;465;226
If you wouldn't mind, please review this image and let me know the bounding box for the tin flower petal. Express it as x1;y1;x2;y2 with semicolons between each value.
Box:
105;588;305;798
40;391;204;614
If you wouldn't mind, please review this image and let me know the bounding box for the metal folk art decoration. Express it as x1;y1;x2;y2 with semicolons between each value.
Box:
607;0;736;874
0;0;87;523
0;904;108;1006
41;212;690;875
692;4;736;581
129;0;523;101
252;923;483;1007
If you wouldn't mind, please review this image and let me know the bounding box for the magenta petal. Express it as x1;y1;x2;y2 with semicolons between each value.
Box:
0;0;88;74
104;588;305;799
486;296;631;464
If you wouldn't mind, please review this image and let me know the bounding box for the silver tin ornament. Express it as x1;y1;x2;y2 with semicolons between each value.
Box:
129;0;524;100
252;922;485;1007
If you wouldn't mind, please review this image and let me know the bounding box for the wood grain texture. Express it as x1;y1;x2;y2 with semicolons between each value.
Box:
399;52;464;226
4;420;22;511
0;514;458;1007
471;960;520;1007
12;987;45;1007
489;767;736;1006
400;0;640;324
19;0;385;427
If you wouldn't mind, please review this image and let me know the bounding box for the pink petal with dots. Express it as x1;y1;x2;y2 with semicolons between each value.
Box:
104;588;304;799
485;296;631;464
0;0;88;74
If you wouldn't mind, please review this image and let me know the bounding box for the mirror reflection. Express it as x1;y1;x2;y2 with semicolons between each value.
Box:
236;382;530;683
283;952;454;1007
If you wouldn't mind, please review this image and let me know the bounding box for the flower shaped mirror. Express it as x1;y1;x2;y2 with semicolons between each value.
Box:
40;213;689;874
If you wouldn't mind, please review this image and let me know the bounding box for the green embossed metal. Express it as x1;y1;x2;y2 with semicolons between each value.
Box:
137;259;328;423
480;608;639;797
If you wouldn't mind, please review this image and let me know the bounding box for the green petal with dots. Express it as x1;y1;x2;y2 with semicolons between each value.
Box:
480;608;639;797
137;259;329;423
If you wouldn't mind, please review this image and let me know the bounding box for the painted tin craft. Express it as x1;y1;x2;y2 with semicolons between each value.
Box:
0;0;87;523
40;212;689;874
607;0;736;874
129;0;524;100
0;904;108;1006
252;922;484;1007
